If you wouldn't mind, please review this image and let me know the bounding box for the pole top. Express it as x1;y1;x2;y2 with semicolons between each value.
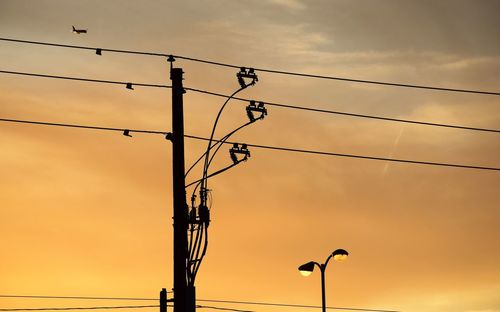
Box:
171;67;184;80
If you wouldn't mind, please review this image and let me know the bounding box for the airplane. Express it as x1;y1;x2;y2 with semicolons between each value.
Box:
72;26;87;34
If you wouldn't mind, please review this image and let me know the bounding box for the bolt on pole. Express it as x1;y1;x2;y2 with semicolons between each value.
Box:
170;67;190;312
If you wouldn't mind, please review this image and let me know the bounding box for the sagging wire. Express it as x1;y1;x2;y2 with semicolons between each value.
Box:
186;101;267;195
185;121;252;179
189;189;213;281
186;117;260;182
191;221;208;279
186;158;247;189
186;67;261;286
201;67;258;185
186;157;246;284
186;107;265;217
206;102;266;171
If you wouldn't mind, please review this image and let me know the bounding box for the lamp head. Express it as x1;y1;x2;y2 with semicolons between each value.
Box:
332;249;349;262
298;261;315;277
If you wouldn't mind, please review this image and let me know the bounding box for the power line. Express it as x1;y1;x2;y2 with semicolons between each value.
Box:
185;88;500;134
0;38;167;57
196;306;253;312
0;70;170;89
185;134;500;172
176;54;500;96
1;117;499;172
0;295;399;312
0;118;169;136
0;306;158;311
197;299;399;312
1;37;499;96
0;306;252;312
0;295;158;301
1;69;499;134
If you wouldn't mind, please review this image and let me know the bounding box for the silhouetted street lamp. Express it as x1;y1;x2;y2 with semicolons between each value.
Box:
298;249;349;312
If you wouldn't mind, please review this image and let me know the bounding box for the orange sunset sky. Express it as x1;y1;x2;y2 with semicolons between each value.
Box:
1;1;499;312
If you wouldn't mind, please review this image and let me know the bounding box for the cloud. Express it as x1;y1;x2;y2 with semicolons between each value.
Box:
270;0;306;11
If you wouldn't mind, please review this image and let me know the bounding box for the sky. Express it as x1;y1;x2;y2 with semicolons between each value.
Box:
1;1;499;312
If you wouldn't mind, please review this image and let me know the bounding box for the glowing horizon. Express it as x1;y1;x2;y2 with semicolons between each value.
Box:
1;1;499;312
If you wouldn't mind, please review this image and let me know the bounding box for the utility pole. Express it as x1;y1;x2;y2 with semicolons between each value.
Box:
160;288;167;312
170;66;189;312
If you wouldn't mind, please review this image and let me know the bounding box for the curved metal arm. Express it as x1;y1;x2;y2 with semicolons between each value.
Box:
313;261;323;270
202;87;246;187
186;74;258;287
185;120;254;178
206;121;254;169
323;254;334;269
186;159;243;189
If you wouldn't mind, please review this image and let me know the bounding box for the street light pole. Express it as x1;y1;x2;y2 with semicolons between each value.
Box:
320;263;326;312
298;249;349;312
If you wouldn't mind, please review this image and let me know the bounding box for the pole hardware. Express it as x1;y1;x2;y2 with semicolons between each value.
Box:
246;100;267;122
229;143;250;164
236;67;258;88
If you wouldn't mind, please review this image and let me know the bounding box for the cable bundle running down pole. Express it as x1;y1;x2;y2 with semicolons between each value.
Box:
186;67;261;287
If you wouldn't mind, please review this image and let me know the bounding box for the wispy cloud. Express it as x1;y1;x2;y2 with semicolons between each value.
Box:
270;0;306;11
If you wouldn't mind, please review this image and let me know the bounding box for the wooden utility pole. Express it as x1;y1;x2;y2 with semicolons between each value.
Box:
170;67;189;312
160;288;167;312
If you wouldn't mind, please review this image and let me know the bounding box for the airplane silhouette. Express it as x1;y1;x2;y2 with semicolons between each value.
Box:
72;26;87;34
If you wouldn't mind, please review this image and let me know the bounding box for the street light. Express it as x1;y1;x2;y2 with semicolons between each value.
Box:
298;249;349;312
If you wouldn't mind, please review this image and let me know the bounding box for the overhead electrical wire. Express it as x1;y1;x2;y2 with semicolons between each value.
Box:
0;307;248;312
0;118;168;136
187;68;259;288
186;134;500;171
185;88;500;134
0;70;170;89
3;37;477;312
0;295;400;312
186;161;242;188
0;306;252;312
0;295;158;301
1;37;499;96
195;305;253;312
187;86;249;287
176;54;500;96
1;69;498;134
0;117;498;172
0;38;166;57
197;299;400;312
0;306;158;311
184;121;254;178
186;120;262;200
201;86;246;192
